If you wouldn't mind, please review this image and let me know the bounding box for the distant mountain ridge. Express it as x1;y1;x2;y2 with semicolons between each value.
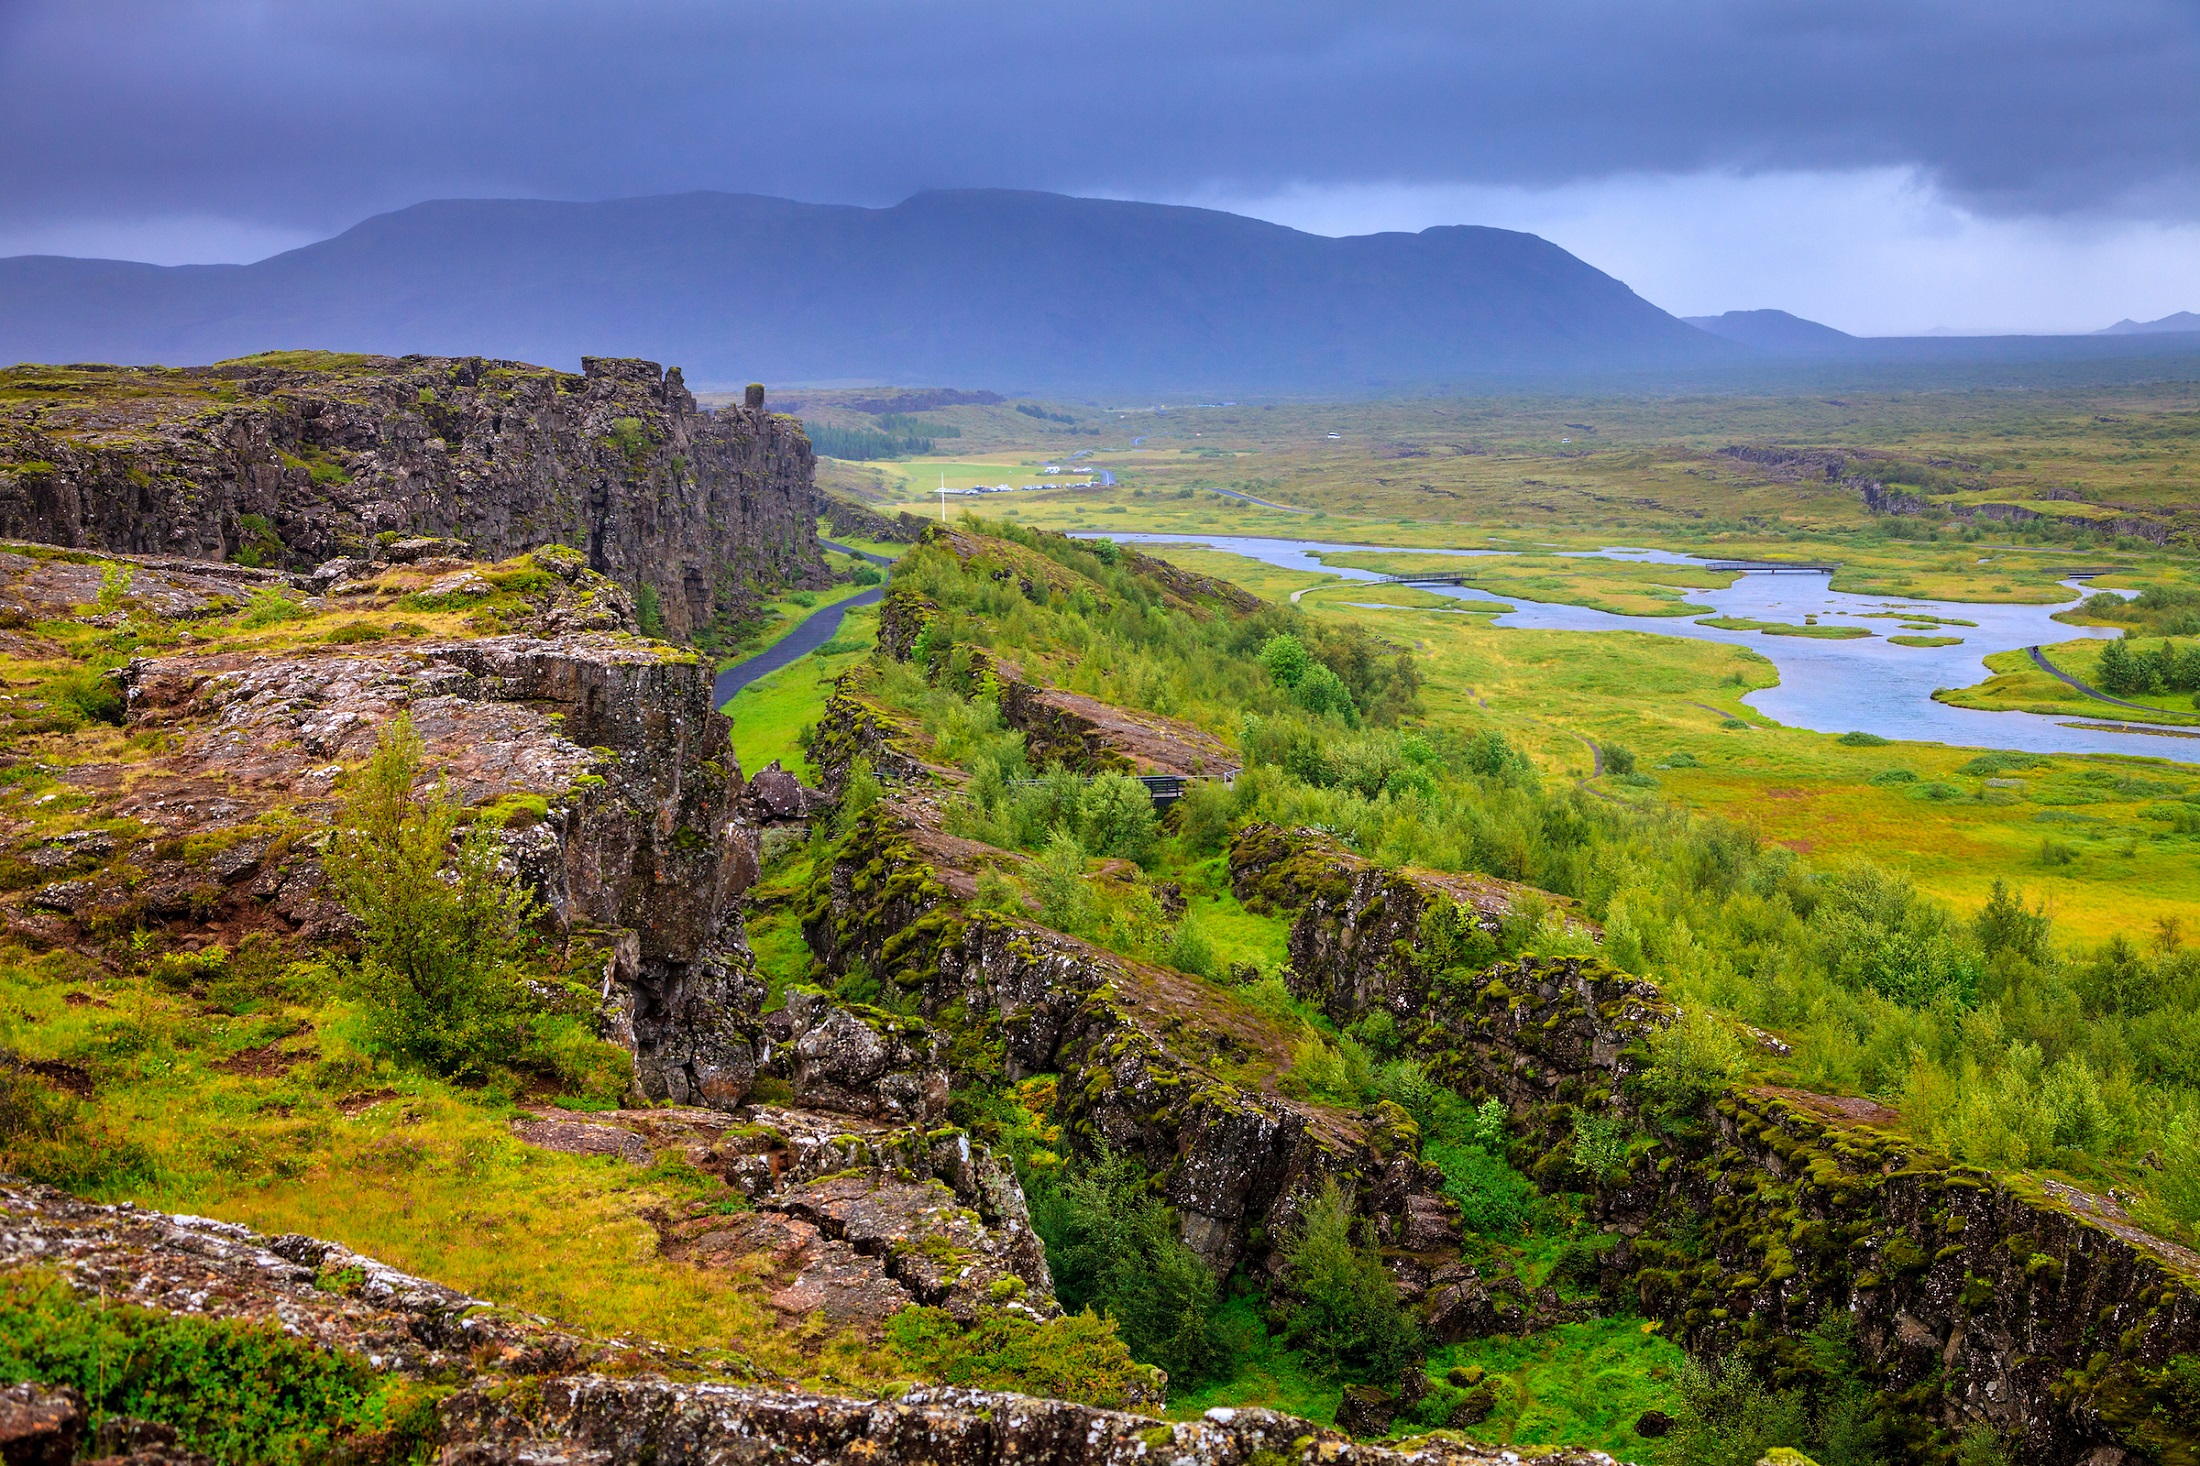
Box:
0;189;1726;392
1683;309;1857;355
2098;311;2200;335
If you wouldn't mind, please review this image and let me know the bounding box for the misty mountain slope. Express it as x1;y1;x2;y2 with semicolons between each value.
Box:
0;189;1727;390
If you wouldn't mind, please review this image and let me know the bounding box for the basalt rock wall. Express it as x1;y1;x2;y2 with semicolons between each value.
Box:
802;807;1455;1275
0;355;826;635
1230;823;2200;1466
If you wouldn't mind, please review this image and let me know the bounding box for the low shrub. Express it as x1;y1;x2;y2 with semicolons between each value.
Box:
883;1306;1159;1410
239;589;310;630
0;1268;432;1465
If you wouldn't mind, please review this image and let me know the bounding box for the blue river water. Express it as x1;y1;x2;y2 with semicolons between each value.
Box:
1089;533;2197;764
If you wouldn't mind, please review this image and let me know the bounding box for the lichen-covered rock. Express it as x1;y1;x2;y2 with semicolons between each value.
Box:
768;990;950;1124
432;1375;1626;1466
0;355;826;636
1229;822;1567;1030
0;1382;84;1466
746;760;833;821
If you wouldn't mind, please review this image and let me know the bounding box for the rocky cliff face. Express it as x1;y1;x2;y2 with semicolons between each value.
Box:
0;541;763;1108
1233;823;2200;1466
0;355;826;636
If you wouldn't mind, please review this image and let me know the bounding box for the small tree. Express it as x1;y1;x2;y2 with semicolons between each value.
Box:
1259;633;1311;689
1293;662;1357;723
323;717;541;1080
1080;772;1159;864
2098;636;2139;695
1639;1008;1750;1122
1277;1179;1420;1385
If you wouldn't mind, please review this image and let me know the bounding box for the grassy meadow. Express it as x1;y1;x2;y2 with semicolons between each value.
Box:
826;379;2200;940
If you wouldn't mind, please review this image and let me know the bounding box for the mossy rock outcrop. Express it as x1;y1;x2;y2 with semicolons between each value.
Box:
803;804;1457;1275
1233;822;2200;1465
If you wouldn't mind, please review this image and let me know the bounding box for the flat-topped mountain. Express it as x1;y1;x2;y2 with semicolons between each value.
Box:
0;190;1726;392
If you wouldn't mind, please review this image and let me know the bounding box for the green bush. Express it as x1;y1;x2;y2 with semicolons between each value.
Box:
239;589;309;630
1664;1354;1809;1466
0;1268;430;1465
1165;910;1218;979
1260;632;1311;688
323;716;625;1094
1837;731;1890;746
1027;1147;1232;1387
45;669;124;727
1081;772;1160;864
1293;662;1357;723
1639;1009;1750;1121
1570;1112;1630;1180
1029;827;1097;935
1602;743;1637;776
883;1305;1158;1409
1276;1179;1420;1385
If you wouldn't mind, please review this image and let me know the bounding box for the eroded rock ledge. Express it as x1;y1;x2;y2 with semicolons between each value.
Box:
437;1376;1622;1466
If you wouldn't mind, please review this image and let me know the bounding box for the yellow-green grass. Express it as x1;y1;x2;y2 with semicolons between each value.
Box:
725;604;881;778
1312;550;1732;618
746;849;825;1009
1940;640;2200;726
813;517;909;562
1692;616;1872;639
0;946;904;1391
887;483;2121;610
866;457;1110;493
1164;552;2200;942
1889;634;1965;648
1427;1320;1687;1458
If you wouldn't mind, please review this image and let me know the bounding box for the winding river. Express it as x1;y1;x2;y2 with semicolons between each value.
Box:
1090;533;2192;763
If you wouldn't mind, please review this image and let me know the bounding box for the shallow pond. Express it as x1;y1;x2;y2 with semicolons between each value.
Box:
1094;533;2193;763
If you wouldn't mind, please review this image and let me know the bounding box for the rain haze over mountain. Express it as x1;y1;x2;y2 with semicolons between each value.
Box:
1;1;2196;367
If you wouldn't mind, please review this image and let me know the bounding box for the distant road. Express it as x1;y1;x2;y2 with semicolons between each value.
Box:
1205;485;1312;513
715;588;885;707
2026;645;2163;714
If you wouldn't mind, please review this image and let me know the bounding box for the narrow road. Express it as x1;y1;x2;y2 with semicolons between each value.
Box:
714;588;886;707
1206;485;1312;513
2026;645;2164;715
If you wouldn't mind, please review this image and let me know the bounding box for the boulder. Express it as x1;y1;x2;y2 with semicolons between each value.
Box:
772;991;949;1124
747;760;833;821
0;1383;82;1466
1333;1385;1397;1440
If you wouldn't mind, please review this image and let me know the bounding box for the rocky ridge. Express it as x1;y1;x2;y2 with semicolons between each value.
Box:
0;1182;1621;1466
0;355;827;635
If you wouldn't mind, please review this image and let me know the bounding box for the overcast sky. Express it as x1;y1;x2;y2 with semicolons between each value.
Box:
2;0;2195;335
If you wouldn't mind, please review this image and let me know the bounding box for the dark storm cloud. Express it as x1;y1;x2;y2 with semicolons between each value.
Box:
2;0;2195;239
